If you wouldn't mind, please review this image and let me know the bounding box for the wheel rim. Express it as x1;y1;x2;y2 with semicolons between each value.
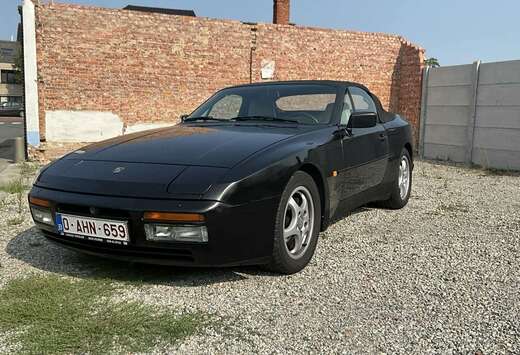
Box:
283;186;314;259
398;155;410;199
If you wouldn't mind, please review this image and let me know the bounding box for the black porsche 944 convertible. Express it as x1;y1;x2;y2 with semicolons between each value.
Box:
29;81;413;274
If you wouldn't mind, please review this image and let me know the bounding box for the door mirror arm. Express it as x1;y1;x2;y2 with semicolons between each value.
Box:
334;125;352;138
346;121;353;135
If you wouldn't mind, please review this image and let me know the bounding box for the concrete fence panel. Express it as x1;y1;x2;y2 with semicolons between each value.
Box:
420;64;476;163
427;64;473;86
479;60;520;85
420;59;520;171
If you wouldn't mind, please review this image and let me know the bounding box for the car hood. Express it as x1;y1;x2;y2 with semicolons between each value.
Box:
68;124;298;168
35;124;300;198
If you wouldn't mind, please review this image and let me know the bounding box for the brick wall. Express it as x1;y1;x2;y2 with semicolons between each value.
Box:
34;3;424;144
396;41;425;142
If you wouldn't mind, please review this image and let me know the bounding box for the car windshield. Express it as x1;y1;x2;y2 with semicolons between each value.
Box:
188;84;338;125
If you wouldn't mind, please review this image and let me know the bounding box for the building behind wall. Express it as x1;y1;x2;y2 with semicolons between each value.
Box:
0;40;23;105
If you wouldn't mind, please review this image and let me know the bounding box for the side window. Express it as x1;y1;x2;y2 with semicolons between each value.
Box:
341;92;353;125
208;94;243;119
349;87;377;113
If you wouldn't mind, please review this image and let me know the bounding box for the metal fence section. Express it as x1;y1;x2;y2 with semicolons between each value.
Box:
419;60;520;170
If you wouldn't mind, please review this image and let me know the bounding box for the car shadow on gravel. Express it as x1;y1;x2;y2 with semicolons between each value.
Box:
6;227;280;286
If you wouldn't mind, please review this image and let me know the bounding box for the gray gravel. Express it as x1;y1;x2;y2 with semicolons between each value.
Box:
1;160;519;354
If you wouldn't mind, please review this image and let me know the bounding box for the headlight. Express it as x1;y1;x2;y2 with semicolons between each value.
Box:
144;224;208;243
30;206;54;226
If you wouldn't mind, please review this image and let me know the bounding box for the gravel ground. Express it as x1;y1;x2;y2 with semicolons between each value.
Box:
0;160;519;354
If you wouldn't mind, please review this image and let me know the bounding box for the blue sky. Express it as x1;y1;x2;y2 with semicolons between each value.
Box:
2;0;519;66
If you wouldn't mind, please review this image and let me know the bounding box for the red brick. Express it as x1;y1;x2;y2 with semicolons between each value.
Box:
34;3;424;146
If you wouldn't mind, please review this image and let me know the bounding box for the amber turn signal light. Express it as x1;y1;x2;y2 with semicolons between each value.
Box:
143;212;205;223
29;196;51;208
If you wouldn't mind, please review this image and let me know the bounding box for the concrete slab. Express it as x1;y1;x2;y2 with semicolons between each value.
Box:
477;84;520;106
423;124;467;147
479;60;520;85
476;106;520;129
427;85;473;107
473;127;520;152
423;143;466;163
428;64;473;87
426;106;470;126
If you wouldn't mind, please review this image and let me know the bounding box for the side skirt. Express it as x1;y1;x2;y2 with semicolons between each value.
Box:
328;181;393;226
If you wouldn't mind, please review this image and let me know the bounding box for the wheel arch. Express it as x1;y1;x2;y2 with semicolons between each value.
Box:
298;163;329;231
404;142;413;169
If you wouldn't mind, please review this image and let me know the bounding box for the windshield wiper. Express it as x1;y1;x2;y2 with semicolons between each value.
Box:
183;116;230;122
233;116;299;124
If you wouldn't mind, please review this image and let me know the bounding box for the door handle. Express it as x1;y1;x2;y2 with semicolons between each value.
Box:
378;133;387;141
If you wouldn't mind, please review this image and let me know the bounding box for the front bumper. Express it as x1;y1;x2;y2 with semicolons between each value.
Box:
30;186;279;267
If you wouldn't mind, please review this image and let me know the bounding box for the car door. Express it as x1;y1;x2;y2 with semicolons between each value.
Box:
339;86;389;199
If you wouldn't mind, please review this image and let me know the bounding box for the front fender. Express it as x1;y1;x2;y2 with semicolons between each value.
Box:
204;152;304;205
204;127;336;226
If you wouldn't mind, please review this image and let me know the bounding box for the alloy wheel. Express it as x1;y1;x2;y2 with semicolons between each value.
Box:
398;155;410;199
283;186;314;259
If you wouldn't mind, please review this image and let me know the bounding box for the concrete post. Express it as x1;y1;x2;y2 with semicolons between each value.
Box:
466;60;481;165
418;66;430;158
13;137;26;163
22;0;40;147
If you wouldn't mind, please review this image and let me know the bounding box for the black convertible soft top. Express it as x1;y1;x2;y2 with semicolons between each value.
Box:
226;80;396;122
229;79;370;91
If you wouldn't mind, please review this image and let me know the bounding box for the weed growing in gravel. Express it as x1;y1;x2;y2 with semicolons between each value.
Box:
19;162;40;177
0;178;27;215
0;162;41;219
0;179;27;195
7;216;24;226
0;275;204;354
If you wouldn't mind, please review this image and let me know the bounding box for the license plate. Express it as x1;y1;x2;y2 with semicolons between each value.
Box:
55;213;129;245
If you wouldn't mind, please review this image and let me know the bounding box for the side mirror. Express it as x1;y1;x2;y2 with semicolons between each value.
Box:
348;111;378;129
180;114;189;122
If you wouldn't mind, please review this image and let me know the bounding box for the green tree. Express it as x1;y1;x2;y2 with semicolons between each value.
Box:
424;57;440;68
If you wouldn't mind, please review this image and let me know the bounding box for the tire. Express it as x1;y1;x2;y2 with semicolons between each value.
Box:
267;171;321;274
380;148;412;209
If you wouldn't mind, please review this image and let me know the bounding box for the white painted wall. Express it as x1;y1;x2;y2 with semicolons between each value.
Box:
124;123;174;134
22;0;40;146
45;111;124;142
